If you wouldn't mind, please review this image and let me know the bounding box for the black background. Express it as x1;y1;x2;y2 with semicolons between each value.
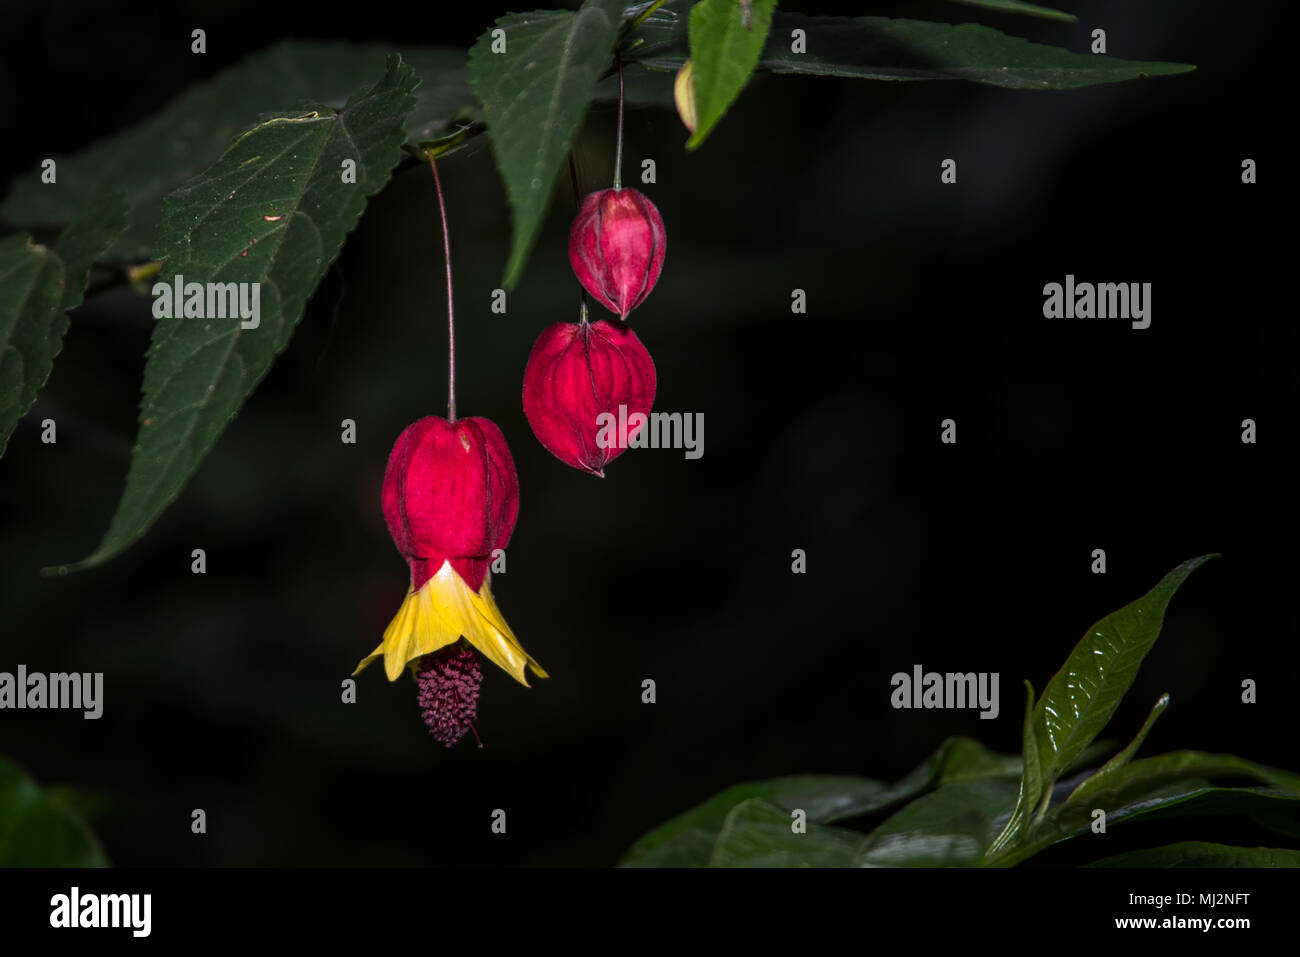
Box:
0;0;1295;868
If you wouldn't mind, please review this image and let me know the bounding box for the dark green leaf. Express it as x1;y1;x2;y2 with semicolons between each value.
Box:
1086;842;1300;868
710;798;867;867
620;774;892;867
0;192;130;458
52;191;131;314
685;0;776;149
1031;556;1216;791
1064;692;1169;800
857;779;1020;867
946;0;1076;23
632;13;1194;90
986;750;1300;866
0;236;64;458
469;2;626;289
0;757;107;866
987;680;1042;855
620;735;1028;866
48;56;418;573
2;42;472;260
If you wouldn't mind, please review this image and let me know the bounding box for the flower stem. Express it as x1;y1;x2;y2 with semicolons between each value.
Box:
427;151;456;423
613;54;625;191
569;153;592;319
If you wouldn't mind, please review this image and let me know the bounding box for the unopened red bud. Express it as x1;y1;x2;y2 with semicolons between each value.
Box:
381;416;518;591
569;188;666;320
522;319;656;477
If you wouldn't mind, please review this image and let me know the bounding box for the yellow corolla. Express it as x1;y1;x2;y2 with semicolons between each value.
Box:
354;560;548;686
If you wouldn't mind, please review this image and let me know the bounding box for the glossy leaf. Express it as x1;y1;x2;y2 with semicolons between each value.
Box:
986;750;1300;866
1064;692;1169;801
619;735;1022;867
987;680;1043;855
1;43;472;260
632;13;1194;90
1032;555;1216;791
709;799;866;867
620;774;891;867
684;0;776;149
469;1;627;289
946;0;1076;23
1086;842;1300;868
48;56;418;573
0;757;107;867
856;779;1020;867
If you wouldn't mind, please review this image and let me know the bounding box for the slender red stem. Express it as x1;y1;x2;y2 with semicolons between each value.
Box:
428;152;456;422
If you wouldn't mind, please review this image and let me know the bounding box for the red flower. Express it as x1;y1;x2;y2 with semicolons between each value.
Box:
569;189;666;320
522;319;656;477
381;416;518;592
356;416;546;689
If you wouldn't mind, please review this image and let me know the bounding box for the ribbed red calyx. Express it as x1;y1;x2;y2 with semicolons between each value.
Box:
522;319;656;477
569;188;666;319
382;416;519;590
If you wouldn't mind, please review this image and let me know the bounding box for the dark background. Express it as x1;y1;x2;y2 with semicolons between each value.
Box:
0;0;1295;866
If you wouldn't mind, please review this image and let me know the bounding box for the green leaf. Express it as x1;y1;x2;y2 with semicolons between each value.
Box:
1064;692;1170;801
470;2;627;289
986;750;1300;866
47;56;419;573
620;774;892;867
2;42;472;260
52;191;131;314
685;0;776;149
0;192;130;459
0;236;64;458
1032;555;1216;791
619;735;1020;867
632;14;1194;90
0;757;108;866
856;779;1020;867
1086;842;1300;868
987;680;1043;855
709;798;867;867
946;0;1076;23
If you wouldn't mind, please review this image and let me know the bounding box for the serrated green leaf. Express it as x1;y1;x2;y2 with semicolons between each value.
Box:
857;778;1020;867
685;0;776;149
946;0;1076;23
2;42;472;260
1086;842;1300;868
0;192;130;458
0;236;64;458
52;191;131;315
48;56;418;573
469;2;626;289
632;13;1194;89
0;757;108;867
1032;555;1216;791
710;798;867;867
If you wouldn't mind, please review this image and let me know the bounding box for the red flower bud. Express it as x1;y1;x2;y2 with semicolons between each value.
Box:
522;319;656;477
569;188;666;320
381;416;518;591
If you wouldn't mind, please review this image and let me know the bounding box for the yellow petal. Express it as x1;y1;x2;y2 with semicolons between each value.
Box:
353;561;547;686
465;576;549;685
